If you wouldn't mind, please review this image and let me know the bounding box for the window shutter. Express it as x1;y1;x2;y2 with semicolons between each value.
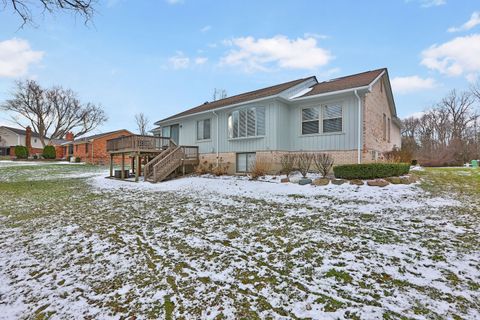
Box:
239;110;247;137
247;108;256;136
256;107;265;135
204;119;211;139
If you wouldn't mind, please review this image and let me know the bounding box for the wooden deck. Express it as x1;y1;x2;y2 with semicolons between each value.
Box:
106;135;170;154
106;135;199;182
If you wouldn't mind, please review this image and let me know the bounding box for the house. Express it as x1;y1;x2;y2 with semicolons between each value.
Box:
152;68;401;174
62;129;132;164
0;126;51;157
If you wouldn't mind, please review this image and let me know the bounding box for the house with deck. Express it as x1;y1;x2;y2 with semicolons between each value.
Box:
63;129;132;164
107;68;401;182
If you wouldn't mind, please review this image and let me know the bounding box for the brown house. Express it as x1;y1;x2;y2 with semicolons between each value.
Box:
63;130;132;164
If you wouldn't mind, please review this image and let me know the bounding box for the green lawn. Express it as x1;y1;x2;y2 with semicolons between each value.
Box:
0;162;479;319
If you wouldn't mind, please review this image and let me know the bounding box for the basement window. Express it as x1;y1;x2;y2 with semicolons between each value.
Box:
236;152;256;173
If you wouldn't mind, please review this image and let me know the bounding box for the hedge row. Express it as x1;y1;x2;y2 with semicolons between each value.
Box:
42;145;56;159
14;145;29;159
333;163;410;180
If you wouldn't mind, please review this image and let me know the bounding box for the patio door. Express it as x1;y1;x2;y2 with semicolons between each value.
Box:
170;124;180;144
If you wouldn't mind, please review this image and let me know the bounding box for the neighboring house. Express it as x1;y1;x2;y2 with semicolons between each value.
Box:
0;126;51;157
62;129;132;164
153;68;401;174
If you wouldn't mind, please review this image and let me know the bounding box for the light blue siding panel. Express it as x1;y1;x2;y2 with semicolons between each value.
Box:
165;91;362;154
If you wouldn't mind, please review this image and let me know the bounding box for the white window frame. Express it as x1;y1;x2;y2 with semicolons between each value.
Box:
322;104;343;134
301;107;320;135
300;102;344;136
196;118;211;141
228;106;265;139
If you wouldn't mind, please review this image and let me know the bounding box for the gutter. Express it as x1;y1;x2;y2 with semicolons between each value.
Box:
212;111;219;165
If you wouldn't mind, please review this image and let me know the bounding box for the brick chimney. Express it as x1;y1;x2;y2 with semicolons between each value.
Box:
65;132;74;141
25;126;32;151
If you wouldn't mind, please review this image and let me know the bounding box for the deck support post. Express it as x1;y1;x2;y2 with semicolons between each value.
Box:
135;154;140;182
121;153;125;179
109;154;113;177
131;156;135;175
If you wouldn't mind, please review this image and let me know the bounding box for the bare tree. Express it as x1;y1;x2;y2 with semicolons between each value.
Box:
1;80;107;146
280;154;296;177
2;0;95;27
296;153;313;178
212;88;227;101
313;153;334;178
135;113;150;135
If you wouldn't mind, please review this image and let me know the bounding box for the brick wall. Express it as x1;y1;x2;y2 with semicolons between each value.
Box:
363;75;401;162
199;150;359;175
72;130;131;165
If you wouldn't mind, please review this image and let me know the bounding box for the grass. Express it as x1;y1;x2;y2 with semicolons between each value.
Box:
0;162;479;319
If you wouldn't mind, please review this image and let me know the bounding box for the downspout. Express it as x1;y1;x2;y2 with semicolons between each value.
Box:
212;111;219;166
354;90;362;164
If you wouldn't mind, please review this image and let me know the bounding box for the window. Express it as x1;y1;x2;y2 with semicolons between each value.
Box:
302;108;319;134
383;113;387;141
85;143;89;153
197;119;211;140
236;152;256;172
161;126;170;138
228;107;265;139
302;104;343;135
322;105;342;133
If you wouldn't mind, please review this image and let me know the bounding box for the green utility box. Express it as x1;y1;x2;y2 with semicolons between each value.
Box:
471;160;478;168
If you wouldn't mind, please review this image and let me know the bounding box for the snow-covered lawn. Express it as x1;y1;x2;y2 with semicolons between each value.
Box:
0;163;479;319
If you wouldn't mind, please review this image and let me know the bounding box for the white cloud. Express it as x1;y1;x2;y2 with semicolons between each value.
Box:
421;33;480;81
391;76;437;94
0;38;44;78
422;0;446;7
408;111;426;119
406;0;446;7
194;57;208;65
303;32;329;40
448;11;480;33
220;35;333;72
168;52;189;69
200;25;211;33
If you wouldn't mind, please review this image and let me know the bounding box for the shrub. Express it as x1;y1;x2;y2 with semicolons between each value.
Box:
313;153;334;178
75;157;81;163
296;153;313;178
212;161;230;176
42;145;56;159
14;145;28;159
195;161;212;175
384;147;413;164
333;163;410;180
249;159;270;180
280;154;296;177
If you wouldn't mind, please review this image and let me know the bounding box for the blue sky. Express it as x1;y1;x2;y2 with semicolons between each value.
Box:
1;0;479;135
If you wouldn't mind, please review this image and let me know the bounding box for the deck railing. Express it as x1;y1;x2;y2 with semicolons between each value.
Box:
181;146;199;160
106;135;171;152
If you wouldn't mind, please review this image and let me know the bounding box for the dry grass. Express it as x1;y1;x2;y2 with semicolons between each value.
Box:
249;159;270;179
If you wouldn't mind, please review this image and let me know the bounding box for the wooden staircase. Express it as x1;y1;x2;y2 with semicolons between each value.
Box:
144;139;199;183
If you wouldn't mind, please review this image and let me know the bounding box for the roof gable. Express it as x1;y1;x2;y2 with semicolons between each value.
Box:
295;68;386;98
73;129;131;143
0;126;46;139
